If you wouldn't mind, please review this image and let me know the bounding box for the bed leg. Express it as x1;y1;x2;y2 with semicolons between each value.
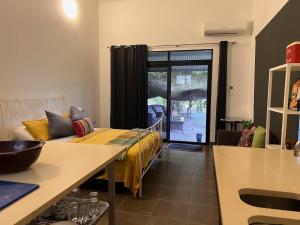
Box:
139;181;143;199
157;151;162;160
158;145;165;160
108;161;115;225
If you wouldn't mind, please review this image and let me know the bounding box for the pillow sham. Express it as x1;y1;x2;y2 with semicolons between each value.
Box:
13;126;35;141
70;106;86;121
45;110;75;138
72;118;94;137
22;119;50;141
238;126;256;147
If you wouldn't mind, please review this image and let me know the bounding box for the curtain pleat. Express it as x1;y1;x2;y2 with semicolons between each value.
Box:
110;45;148;129
215;41;228;137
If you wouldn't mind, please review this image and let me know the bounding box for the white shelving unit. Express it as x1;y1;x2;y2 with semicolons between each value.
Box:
266;63;300;150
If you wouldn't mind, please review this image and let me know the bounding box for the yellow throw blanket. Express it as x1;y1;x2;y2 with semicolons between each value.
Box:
69;128;163;196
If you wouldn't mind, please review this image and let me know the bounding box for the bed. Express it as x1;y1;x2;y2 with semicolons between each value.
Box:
0;97;164;198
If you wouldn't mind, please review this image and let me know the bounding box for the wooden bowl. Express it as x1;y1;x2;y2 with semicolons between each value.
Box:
0;141;45;174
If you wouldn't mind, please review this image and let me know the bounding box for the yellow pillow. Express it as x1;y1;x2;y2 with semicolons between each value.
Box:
22;119;50;141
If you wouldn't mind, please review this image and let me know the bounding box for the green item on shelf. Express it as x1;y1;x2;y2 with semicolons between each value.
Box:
242;119;253;129
252;126;266;148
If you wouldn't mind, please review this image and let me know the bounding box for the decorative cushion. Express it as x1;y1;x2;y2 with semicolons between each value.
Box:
251;126;266;148
72;118;94;137
13;126;35;141
22;119;50;141
70;106;85;121
238;126;256;147
45;111;75;138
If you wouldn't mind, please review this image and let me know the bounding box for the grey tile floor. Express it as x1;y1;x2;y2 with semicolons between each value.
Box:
81;146;219;225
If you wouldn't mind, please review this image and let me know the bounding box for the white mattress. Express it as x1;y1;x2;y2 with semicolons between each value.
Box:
47;136;76;143
47;128;101;143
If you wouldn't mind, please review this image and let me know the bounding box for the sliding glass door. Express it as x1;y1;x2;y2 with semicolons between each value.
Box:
170;65;209;142
147;50;212;144
147;67;168;139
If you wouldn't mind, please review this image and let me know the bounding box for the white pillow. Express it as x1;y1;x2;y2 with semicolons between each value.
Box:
13;126;35;140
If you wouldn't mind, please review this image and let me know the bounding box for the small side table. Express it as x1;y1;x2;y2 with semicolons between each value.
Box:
220;118;243;131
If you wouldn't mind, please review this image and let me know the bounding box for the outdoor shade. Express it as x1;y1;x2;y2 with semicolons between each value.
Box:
148;50;212;62
148;65;208;101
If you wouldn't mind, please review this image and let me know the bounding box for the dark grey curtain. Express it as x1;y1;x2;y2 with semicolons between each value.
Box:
215;41;228;135
110;45;148;129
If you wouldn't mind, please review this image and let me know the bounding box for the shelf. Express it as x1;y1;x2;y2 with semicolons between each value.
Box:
268;107;283;114
266;63;300;152
266;144;284;150
268;107;300;115
270;63;300;72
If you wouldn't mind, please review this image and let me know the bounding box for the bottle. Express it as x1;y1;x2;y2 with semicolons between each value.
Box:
68;188;80;198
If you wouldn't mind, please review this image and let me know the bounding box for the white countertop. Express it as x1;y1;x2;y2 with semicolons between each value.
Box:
213;146;300;225
0;142;126;225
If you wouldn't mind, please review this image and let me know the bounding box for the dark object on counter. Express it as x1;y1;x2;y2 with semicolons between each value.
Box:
286;139;297;150
0;141;44;173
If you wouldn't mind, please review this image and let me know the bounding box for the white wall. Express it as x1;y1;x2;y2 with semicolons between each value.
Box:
98;0;253;141
253;0;289;36
0;0;100;123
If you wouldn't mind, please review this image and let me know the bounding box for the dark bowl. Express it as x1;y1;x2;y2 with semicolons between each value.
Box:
0;141;45;174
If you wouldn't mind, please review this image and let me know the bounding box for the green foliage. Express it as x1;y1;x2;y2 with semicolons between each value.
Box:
148;70;208;90
148;69;208;115
242;119;253;129
171;70;207;88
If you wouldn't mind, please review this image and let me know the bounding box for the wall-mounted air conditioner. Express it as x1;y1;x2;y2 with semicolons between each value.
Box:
204;21;253;37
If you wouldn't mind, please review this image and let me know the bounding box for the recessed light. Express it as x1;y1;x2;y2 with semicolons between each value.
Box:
62;0;78;19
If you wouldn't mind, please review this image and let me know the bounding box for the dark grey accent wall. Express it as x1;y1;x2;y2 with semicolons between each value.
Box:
254;0;300;141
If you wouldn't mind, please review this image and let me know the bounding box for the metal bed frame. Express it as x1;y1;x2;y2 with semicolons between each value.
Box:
137;116;164;198
0;97;165;199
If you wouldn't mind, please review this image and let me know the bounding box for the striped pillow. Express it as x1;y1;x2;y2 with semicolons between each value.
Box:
72;118;94;137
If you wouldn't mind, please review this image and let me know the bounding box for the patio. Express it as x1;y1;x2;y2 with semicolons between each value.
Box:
170;112;206;142
148;66;208;143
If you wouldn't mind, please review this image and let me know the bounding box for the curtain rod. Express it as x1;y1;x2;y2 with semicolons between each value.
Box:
107;41;236;49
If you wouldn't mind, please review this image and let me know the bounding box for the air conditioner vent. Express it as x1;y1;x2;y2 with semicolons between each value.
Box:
204;21;253;37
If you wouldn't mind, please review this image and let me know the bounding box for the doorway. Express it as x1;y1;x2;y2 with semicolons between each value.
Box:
147;50;213;144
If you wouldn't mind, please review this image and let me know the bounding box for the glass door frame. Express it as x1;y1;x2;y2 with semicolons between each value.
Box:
147;50;213;144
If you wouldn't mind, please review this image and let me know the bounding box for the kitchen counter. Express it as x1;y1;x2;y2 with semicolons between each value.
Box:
213;146;300;225
0;142;126;225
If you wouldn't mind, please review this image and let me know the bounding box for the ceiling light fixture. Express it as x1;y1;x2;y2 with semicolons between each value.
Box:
62;0;78;19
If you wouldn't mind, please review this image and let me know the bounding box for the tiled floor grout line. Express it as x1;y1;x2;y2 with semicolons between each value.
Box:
153;198;218;208
189;202;219;208
116;210;152;225
187;173;197;224
147;184;164;220
145;215;206;225
159;185;214;195
94;148;220;225
117;195;128;209
114;210;207;225
116;209;153;218
187;203;191;224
